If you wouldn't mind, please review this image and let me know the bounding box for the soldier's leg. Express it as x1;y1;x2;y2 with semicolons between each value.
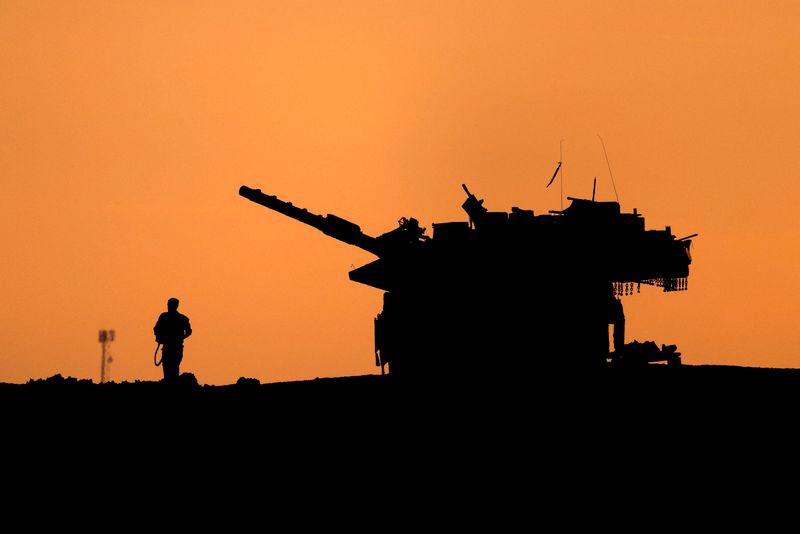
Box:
175;345;184;377
162;345;179;382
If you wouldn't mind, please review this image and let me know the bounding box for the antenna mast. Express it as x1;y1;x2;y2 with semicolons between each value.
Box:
98;329;115;383
559;139;565;210
597;134;619;203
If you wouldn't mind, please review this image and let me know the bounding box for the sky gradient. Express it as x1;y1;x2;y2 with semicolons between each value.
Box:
2;1;799;384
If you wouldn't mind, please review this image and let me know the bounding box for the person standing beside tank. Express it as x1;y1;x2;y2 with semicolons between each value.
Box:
153;297;192;382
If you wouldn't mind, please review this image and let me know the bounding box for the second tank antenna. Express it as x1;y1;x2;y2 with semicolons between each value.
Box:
598;134;620;203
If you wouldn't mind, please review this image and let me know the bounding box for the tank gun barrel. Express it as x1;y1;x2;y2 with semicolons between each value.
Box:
239;185;381;256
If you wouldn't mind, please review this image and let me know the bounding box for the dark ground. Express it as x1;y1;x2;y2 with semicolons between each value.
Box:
5;364;800;435
4;365;799;503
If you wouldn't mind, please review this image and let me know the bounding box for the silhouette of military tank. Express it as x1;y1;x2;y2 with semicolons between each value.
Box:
239;183;694;377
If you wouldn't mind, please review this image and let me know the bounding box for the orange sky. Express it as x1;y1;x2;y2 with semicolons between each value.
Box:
1;1;799;384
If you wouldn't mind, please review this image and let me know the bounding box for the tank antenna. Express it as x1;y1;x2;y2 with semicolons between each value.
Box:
559;139;565;210
598;134;619;203
592;177;597;201
546;161;562;189
546;141;564;209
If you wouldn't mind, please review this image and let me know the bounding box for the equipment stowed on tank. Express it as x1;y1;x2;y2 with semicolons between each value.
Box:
239;181;695;378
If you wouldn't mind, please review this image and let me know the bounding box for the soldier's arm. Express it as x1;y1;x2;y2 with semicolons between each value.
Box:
154;313;165;342
184;317;192;339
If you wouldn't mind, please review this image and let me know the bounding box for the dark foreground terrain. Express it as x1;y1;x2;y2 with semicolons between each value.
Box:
4;364;800;434
4;365;799;497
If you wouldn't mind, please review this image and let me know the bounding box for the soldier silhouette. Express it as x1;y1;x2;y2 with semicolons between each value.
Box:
154;297;192;382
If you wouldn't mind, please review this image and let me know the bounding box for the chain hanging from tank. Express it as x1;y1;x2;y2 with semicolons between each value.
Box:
613;281;647;297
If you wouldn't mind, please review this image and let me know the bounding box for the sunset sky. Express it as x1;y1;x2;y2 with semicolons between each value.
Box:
1;1;798;384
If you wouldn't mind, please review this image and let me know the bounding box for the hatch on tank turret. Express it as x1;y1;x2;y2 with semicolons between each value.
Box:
563;197;621;217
